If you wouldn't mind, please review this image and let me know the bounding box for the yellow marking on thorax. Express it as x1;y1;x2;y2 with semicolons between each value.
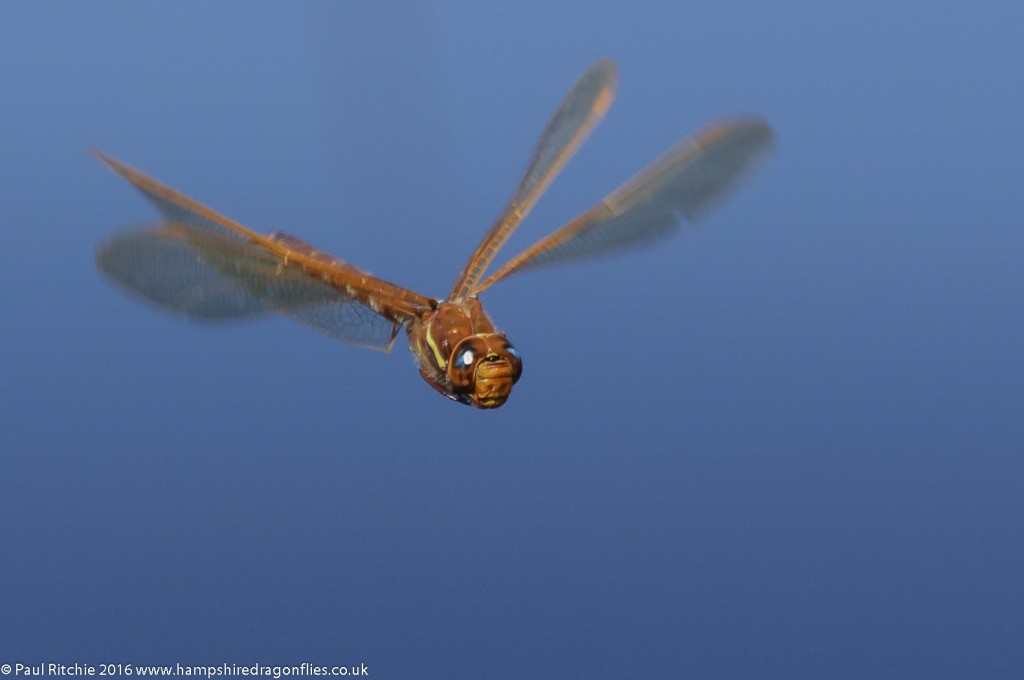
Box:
424;323;448;370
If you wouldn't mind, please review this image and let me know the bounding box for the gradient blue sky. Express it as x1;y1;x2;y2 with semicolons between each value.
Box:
2;3;1022;678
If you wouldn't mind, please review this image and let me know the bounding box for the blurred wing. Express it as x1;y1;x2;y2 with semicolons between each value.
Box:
94;150;436;350
97;223;408;350
93;149;266;243
97;223;288;319
472;117;774;293
448;58;618;301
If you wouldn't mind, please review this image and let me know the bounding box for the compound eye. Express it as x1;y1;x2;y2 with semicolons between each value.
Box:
453;347;476;370
502;342;523;384
448;337;487;391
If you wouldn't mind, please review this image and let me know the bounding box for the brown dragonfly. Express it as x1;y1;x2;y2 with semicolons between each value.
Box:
96;59;773;408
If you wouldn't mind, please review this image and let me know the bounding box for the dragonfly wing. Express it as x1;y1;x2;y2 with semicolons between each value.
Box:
472;117;774;292
448;59;618;300
97;222;407;351
282;299;403;350
97;223;286;318
93;149;265;243
96;151;438;350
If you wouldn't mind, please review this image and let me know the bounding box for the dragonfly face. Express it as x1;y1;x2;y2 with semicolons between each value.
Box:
406;299;522;408
94;58;773;408
458;335;524;405
447;333;523;408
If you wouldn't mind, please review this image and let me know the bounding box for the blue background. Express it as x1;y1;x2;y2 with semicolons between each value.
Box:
2;2;1022;678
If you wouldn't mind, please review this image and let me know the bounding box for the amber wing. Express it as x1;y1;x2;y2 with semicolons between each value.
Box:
471;117;774;294
448;59;618;301
94;151;435;350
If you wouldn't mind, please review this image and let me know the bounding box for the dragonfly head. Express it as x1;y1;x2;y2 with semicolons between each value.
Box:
447;334;523;409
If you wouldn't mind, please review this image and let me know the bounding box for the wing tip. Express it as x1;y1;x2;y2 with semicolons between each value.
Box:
591;57;619;81
703;116;775;148
89;146;115;166
586;57;619;112
89;147;139;183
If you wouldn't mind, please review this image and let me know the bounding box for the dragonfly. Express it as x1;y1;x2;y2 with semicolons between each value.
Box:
96;59;773;408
